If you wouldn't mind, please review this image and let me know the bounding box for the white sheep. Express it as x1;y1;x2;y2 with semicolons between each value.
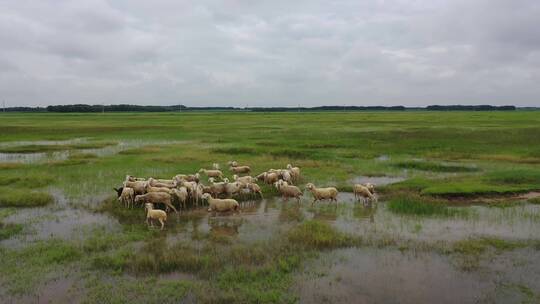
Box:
233;174;256;185
353;184;377;205
224;181;243;198
263;172;279;185
246;183;263;198
212;163;220;170
227;160;238;167
229;165;251;174
123;180;147;195
198;169;223;179
275;180;302;202
365;183;375;194
203;193;240;212
118;187;134;208
172;187;188;209
306;183;338;204
135;192;178;213
286;164;301;181
145;203;167;230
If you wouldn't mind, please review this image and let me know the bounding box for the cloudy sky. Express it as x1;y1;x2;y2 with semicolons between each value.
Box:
1;0;539;107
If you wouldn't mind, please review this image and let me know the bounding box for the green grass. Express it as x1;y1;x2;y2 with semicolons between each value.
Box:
0;188;54;207
0;222;23;240
0;240;81;293
529;197;540;205
0;171;54;187
485;169;540;185
287;220;359;249
421;181;533;197
387;195;469;217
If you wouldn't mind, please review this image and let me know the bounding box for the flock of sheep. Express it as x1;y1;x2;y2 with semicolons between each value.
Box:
113;161;377;230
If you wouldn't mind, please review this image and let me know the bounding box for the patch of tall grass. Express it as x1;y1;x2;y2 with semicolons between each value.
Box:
0;188;54;207
287;220;359;249
387;195;468;217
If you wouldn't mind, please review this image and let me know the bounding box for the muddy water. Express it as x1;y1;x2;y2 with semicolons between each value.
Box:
0;190;120;247
295;247;540;304
135;191;540;246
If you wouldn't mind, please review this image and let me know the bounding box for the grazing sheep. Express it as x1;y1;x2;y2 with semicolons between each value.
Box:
224;181;243;198
207;182;228;198
203;193;240;212
233;174;255;185
212;163;220;170
280;170;293;184
148;177;175;189
223;177;230;183
256;172;266;181
144;203;167;230
135;192;178;213
353;184;377;204
275;180;303;202
246;183;263;198
123;180;147;196
118;187;135;208
229;165;251;174
198;169;223;179
365;183;375;194
286;164;301;181
305;183;338;204
208;177;215;184
264;172;279;185
227;161;238;167
125;175;146;182
186;174;200;183
172;187;188;209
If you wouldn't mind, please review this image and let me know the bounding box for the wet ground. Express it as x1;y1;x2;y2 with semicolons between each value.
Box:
2;185;540;302
295;247;540;304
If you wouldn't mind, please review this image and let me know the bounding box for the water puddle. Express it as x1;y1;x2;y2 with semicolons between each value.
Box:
295;247;540;304
325;193;540;242
350;175;406;186
1;190;120;247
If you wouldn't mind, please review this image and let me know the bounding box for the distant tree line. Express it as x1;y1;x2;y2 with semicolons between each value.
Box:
2;106;47;112
0;103;523;113
426;105;516;111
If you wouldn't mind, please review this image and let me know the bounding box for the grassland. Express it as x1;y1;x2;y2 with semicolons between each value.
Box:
1;111;540;303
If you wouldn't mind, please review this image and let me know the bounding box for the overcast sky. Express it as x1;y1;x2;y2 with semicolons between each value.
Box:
1;0;539;107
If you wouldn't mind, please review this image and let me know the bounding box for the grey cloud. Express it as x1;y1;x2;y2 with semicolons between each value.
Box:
0;0;539;107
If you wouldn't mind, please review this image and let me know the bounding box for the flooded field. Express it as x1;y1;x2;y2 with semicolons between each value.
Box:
2;111;540;303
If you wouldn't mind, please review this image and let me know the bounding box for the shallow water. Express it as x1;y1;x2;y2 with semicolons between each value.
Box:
350;175;406;186
294;247;540;304
123;191;540;245
1;190;120;247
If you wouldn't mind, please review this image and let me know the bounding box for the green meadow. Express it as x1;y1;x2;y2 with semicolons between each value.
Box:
1;111;540;303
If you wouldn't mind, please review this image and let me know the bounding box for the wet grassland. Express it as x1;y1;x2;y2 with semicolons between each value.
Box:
1;111;540;303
